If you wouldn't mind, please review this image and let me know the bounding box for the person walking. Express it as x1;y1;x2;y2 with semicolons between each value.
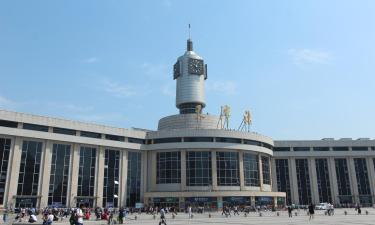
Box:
287;206;293;218
118;207;125;224
308;203;314;220
159;208;166;225
188;206;192;219
2;209;7;223
75;204;85;225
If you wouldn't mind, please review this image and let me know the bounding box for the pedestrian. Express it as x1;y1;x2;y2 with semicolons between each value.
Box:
75;204;85;225
47;211;54;225
69;211;76;225
188;206;192;219
356;204;362;215
287;206;293;217
2;209;7;223
308;203;314;220
159;208;167;225
118;207;124;224
233;206;239;216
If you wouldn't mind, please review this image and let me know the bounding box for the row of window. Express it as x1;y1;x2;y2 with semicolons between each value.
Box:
0;137;142;208
275;158;374;205
274;146;375;152
156;151;271;187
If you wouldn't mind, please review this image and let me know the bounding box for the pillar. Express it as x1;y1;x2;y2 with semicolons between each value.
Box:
151;152;157;191
140;151;147;202
180;150;187;191
328;157;339;205
68;144;80;207
6;137;22;208
271;158;277;191
239;151;245;190
366;158;375;204
211;150;217;190
120;150;128;207
96;146;105;207
258;154;263;191
309;158;319;204
289;158;299;204
348;157;359;203
39;140;53;208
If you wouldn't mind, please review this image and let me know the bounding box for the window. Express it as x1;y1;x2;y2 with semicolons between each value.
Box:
243;153;259;186
243;140;262;146
153;138;182;144
215;137;242;144
352;147;369;151
332;147;349;151
103;149;120;208
0;120;17;128
186;151;212;186
216;152;240;186
127;152;142;207
293;147;310;151
53;127;76;136
0;138;11;204
17;141;43;196
105;134;125;142
184;137;214;142
80;131;101;139
77;147;96;197
23;123;49;132
128;138;145;144
315;159;332;203
295;159;311;205
262;156;271;185
273;147;290;152
313;147;329;151
335;158;352;204
354;158;372;205
157;152;181;184
48;144;71;206
275;159;291;205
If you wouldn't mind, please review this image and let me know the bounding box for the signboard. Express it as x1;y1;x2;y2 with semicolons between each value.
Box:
217;200;223;208
135;203;144;209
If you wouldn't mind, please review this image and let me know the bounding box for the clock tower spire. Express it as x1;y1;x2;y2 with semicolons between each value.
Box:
173;34;207;114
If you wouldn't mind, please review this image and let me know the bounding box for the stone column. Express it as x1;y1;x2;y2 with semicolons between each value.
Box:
211;150;218;190
68;144;80;207
96;146;105;207
328;157;339;205
140;151;147;202
180;150;187;191
151;152;157;191
120;150;128;207
271;158;277;191
39;140;53;208
258;154;263;191
238;151;245;190
366;158;375;204
309;158;319;204
6;137;22;208
289;158;299;205
348;157;359;203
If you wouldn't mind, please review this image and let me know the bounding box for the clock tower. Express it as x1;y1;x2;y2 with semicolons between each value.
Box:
173;38;207;114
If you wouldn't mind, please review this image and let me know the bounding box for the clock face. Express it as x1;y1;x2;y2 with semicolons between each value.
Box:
188;58;204;75
173;61;180;79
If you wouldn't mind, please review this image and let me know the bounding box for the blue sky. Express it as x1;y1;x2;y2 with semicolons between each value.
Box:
1;0;375;140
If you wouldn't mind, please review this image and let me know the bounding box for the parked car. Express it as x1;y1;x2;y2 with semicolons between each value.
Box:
315;203;329;210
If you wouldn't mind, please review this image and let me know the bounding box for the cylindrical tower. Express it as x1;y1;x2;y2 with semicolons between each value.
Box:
173;39;207;114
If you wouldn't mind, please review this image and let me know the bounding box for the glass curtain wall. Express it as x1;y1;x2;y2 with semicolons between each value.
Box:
127;152;142;207
103;149;120;208
0;138;11;204
186;151;212;186
48;144;71;207
156;152;181;184
216;152;240;186
315;158;332;203
335;158;352;204
243;153;259;186
354;158;372;205
261;156;271;185
295;159;312;205
275;159;291;205
77;147;96;202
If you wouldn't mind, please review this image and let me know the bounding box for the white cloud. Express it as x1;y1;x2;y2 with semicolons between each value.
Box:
141;62;168;79
0;95;11;107
83;57;99;64
288;48;333;65
207;81;237;95
101;79;137;98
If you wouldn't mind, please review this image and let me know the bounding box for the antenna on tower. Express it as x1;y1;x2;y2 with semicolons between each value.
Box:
188;23;191;39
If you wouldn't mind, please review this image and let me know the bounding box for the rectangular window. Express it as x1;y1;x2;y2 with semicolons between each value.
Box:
243;140;262;146
275;159;291;205
186;151;212;186
354;158;372;205
315;159;332;203
156;152;181;184
332;147;349;151
352;147;369;151
80;131;102;139
128;138;145;144
77;146;96;197
295;159;312;205
335;158;352;204
48;144;71;206
53;127;76;136
293;147;310;151
0;120;18;128
262;156;271;185
17;141;43;196
153;138;182;144
127;152;142;207
23;123;49;132
184;137;214;142
0;138;11;204
273;147;290;152
215;137;242;144
216;152;240;186
243;153;259;186
313;147;330;151
103;149;120;208
105;134;125;142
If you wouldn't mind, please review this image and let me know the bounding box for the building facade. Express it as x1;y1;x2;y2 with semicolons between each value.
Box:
0;38;374;209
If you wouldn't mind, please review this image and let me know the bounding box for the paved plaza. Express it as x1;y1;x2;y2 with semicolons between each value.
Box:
3;208;375;225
